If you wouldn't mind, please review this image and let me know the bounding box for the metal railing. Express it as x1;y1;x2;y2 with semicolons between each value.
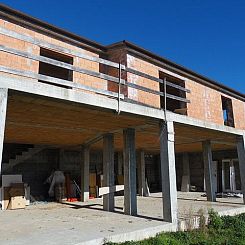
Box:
0;26;190;112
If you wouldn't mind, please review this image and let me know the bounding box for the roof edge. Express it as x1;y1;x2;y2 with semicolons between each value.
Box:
0;4;106;53
0;4;244;101
107;41;245;101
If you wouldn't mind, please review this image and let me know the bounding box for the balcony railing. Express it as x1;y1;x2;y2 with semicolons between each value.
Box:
0;25;190;112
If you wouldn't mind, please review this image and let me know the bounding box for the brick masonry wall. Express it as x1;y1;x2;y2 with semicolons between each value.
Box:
231;97;245;129
104;48;128;96
0;18;107;93
0;19;39;75
185;81;224;125
127;54;160;108
124;53;245;129
186;80;245;129
0;17;244;129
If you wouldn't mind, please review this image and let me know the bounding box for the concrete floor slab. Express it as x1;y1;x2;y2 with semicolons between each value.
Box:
0;192;244;245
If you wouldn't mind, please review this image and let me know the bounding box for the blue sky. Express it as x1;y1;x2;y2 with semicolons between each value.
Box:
2;0;245;93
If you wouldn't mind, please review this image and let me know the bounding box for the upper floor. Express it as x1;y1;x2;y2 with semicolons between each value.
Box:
0;4;244;130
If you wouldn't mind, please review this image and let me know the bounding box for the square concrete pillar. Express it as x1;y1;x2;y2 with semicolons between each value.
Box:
159;121;178;223
237;135;245;204
0;88;8;176
181;153;190;192
0;88;8;211
80;146;90;202
137;150;147;196
117;152;123;176
123;128;137;216
103;133;115;211
202;140;216;202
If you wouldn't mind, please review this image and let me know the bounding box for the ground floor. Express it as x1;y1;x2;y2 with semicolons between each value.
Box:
1;144;242;200
1;192;245;245
0;90;245;243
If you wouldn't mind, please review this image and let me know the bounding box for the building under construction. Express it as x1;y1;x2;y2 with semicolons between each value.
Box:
0;4;244;232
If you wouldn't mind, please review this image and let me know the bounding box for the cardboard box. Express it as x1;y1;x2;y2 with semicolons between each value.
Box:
1;175;23;210
9;196;26;210
3;187;11;210
9;183;25;197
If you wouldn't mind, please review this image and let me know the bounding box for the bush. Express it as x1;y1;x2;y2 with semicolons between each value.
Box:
106;212;245;245
208;209;223;230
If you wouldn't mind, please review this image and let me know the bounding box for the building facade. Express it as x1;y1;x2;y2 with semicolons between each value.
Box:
0;4;244;227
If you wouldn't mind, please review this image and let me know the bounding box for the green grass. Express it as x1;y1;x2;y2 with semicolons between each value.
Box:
106;210;245;245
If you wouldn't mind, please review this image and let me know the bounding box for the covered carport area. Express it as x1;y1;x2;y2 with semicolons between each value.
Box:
0;90;245;227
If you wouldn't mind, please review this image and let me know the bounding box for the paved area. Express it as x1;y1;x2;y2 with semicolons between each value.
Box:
0;192;244;245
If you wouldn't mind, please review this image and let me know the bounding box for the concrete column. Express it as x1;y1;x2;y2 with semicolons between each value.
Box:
181;153;190;192
118;152;123;175
137;150;147;196
237;135;245;204
202;140;216;202
103;133;115;211
123;128;137;216
159;121;178;223
0;88;8;176
80;146;90;202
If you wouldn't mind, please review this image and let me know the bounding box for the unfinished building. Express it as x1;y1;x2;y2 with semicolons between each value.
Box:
0;4;244;232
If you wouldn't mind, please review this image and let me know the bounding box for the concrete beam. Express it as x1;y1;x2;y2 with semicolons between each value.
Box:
80;146;90;202
137;150;147;196
181;153;190;192
202;140;216;202
0;88;7;176
103;133;115;211
166;111;244;136
159;121;178;223
1;75;244;137
237;135;245;204
123;128;137;216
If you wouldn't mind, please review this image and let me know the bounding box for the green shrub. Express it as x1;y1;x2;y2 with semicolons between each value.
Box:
208;209;223;230
106;213;245;245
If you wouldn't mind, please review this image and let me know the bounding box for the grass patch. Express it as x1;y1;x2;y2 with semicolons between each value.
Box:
106;210;245;245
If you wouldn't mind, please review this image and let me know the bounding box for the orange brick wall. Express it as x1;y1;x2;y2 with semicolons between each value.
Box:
0;18;107;92
103;48;128;96
0;18;244;129
124;53;245;129
225;95;245;130
73;56;107;92
127;54;160;108
186;80;245;129
185;80;224;125
0;19;39;75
